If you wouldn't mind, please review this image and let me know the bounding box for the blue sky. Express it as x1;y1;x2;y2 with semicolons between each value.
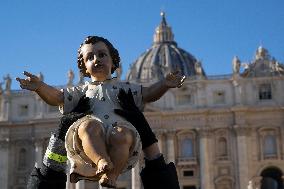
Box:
0;0;283;89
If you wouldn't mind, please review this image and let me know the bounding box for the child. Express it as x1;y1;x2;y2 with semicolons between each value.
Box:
17;36;185;188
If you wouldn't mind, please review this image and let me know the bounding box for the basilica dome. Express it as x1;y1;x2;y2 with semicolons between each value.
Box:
126;12;205;84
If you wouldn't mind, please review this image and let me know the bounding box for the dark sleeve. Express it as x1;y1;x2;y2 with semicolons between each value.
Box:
140;155;180;189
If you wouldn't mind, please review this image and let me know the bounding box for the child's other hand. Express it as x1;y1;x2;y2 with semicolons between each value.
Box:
16;71;43;91
164;70;186;88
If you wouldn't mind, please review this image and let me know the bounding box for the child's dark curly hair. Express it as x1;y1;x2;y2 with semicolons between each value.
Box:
77;36;120;77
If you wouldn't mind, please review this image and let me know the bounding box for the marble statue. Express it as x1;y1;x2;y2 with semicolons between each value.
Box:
195;61;203;76
3;74;11;91
67;69;74;86
38;72;44;82
232;56;241;74
78;71;84;85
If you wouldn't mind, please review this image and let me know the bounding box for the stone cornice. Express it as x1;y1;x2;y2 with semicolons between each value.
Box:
231;106;284;112
146;111;234;130
145;107;283;129
0;121;12;126
10;139;33;146
145;105;283;120
0;118;60;127
1;106;282;134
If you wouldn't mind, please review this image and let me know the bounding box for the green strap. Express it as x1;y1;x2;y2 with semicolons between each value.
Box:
46;148;68;163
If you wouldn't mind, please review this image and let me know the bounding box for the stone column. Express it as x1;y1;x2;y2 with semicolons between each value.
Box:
232;79;241;105
196;82;207;107
35;95;45;119
0;96;3;119
166;130;176;163
34;139;43;168
281;127;284;160
0;140;9;189
155;130;165;154
132;161;141;189
2;95;11;121
234;125;249;189
75;180;85;189
198;129;212;189
66;161;76;189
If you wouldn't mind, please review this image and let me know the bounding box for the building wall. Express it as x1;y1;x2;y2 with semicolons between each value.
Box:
1;74;283;189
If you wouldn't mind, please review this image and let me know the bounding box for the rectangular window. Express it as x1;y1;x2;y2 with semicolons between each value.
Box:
264;135;277;159
183;186;196;189
213;91;225;104
18;104;29;116
176;94;192;105
181;138;194;158
183;170;194;177
259;84;272;100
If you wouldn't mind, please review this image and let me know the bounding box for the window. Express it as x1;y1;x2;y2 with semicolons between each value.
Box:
259;84;272;100
264;135;277;156
18;104;29;116
218;137;228;157
183;186;196;189
183;170;194;177
213;91;225;104
181;138;194;158
176;94;192;105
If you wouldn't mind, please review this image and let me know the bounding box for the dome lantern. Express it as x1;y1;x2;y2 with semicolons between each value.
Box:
153;12;175;44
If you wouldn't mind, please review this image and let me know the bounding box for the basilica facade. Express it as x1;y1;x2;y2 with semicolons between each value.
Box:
0;13;284;189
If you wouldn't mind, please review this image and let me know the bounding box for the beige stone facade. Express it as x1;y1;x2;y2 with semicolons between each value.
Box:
0;13;284;189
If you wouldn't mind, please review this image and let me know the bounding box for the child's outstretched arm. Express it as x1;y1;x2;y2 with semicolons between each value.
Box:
142;71;185;103
16;71;64;106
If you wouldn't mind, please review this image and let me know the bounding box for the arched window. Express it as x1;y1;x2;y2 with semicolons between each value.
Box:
261;167;282;189
218;137;228;157
18;148;27;169
264;135;277;156
181;138;194;158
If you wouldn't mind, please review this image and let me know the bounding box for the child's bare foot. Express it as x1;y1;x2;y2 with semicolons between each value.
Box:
96;158;113;175
99;173;117;188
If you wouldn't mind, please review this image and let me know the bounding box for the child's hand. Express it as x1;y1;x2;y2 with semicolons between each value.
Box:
16;71;43;91
164;70;186;88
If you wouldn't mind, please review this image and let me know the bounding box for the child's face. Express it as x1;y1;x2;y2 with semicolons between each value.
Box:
81;41;114;81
